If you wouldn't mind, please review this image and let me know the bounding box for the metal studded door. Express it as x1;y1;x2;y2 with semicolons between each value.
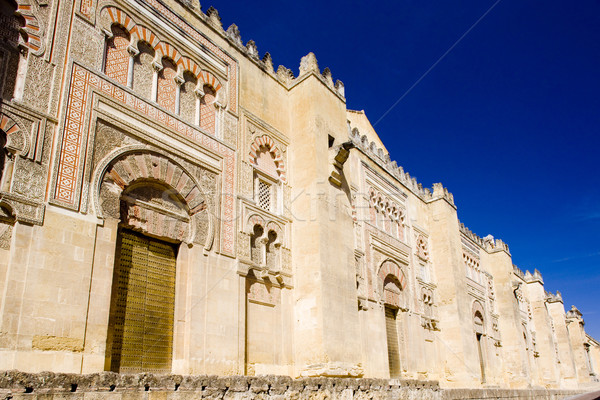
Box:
109;229;177;373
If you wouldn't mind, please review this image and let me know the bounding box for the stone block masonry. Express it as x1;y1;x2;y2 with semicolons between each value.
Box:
0;371;584;400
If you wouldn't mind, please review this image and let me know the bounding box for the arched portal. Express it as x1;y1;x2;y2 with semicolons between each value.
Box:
98;150;209;373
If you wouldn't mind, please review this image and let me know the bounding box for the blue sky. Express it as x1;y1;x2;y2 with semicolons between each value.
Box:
207;1;600;337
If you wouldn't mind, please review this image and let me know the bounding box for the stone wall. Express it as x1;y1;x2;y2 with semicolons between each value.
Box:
0;371;584;400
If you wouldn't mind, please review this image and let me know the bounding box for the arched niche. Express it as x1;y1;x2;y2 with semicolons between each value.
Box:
378;260;408;309
473;300;485;334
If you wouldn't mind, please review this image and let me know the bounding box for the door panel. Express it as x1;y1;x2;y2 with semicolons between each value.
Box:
109;230;176;373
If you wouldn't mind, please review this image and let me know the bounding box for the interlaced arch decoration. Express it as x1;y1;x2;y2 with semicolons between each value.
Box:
91;147;213;248
99;6;225;100
248;134;286;182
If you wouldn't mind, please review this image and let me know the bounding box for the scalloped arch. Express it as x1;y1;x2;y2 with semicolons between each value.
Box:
248;135;286;182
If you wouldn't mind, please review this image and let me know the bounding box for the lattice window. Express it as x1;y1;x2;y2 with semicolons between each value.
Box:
258;180;272;211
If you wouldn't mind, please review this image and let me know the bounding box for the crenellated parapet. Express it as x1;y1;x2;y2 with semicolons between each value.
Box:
348;126;455;204
513;265;526;280
194;7;346;97
524;269;544;284
545;290;563;303
459;223;486;247
458;225;510;255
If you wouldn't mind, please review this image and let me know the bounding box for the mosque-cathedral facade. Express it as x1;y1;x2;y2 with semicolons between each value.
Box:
0;0;598;392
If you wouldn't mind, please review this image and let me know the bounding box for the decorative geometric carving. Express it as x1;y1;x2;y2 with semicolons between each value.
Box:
223;112;238;148
100;5;230;107
0;222;13;250
156;58;177;113
104;26;130;86
12;158;45;201
53;64;236;254
0;204;15;250
416;234;429;261
0;192;44;225
247;278;280;306
95;149;211;247
368;186;405;240
79;0;95;19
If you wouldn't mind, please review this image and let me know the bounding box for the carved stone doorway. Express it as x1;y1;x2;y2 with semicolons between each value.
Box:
107;229;177;373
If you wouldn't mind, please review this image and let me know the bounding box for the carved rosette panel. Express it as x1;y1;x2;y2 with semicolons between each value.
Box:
197;168;217;211
193;211;210;246
415;234;429;261
93;122;137;168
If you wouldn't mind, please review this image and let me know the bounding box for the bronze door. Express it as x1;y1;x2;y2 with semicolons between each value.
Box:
109;229;177;373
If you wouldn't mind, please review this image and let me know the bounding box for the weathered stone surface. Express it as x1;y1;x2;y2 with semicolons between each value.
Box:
0;0;598;395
